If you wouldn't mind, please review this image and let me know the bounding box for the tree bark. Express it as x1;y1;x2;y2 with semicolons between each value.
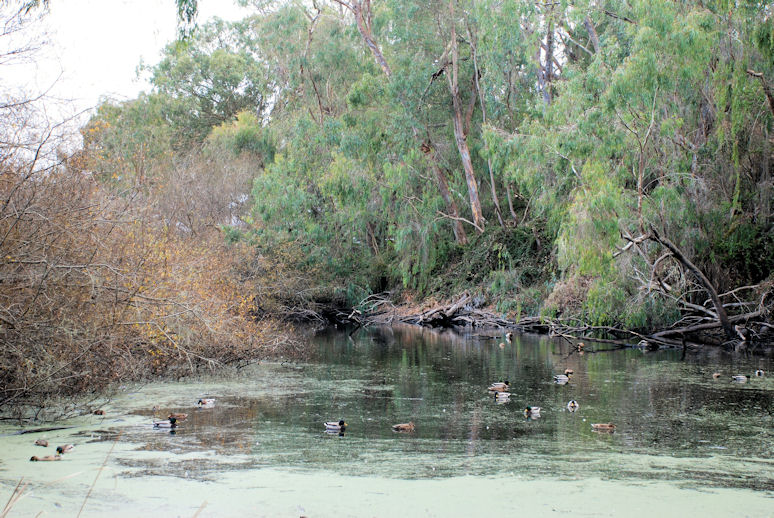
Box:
335;0;393;78
584;16;600;54
447;0;484;232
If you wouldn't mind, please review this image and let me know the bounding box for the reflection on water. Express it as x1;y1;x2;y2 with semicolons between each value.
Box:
117;327;774;483
2;325;774;515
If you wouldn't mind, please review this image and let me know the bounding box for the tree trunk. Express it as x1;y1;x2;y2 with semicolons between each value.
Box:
332;0;471;244
450;102;485;231
584;16;600;54
424;141;468;244
447;0;484;232
468;26;505;228
350;0;392;78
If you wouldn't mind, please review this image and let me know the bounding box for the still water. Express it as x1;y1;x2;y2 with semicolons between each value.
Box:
2;326;774;517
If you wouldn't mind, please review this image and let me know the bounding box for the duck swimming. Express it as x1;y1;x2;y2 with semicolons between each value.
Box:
197;398;215;408
524;406;541;418
567;400;579;412
325;420;347;432
153;417;177;429
30;455;61;462
591;423;616;432
168;413;188;420
712;372;721;379
553;374;571;385
755;369;765;377
56;444;74;454
392;422;415;432
34;439;48;447
505;332;513;343
732;375;748;383
488;381;510;392
494;392;511;403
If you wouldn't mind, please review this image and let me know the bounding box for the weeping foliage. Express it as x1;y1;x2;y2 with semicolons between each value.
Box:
87;0;774;326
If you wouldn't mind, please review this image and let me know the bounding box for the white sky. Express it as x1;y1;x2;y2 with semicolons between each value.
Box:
4;0;251;122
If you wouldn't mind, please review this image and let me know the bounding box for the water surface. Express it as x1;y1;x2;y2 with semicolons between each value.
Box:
2;326;773;516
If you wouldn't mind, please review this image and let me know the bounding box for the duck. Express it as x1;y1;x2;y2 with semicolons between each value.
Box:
34;439;49;447
591;423;616;432
56;444;74;454
505;332;513;343
524;406;541;418
732;375;748;383
168;412;188;421
494;393;511;405
392;421;415;432
576;342;585;352
153;417;177;429
324;420;347;432
30;455;61;462
755;369;765;377
498;342;506;349
712;372;721;379
564;368;574;375
553;373;571;384
567;400;579;412
487;381;510;392
197;398;215;408
93;409;105;416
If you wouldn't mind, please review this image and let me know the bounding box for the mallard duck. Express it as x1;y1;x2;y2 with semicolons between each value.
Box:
567;400;579;412
564;368;574;375
576;342;585;352
34;439;48;447
524;406;541;418
553;374;571;384
755;369;765;377
153;417;177;429
30;455;61;462
487;381;510;392
732;375;748;383
712;372;721;379
591;423;616;432
392;421;415;432
197;398;215;407
325;420;347;432
505;332;513;343
498;342;506;349
168;413;188;420
56;444;74;454
494;393;511;404
93;409;105;416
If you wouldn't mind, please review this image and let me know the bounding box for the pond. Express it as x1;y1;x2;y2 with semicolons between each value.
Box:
2;326;774;517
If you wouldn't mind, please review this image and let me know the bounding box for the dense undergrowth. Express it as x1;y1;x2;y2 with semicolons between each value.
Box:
3;0;774;417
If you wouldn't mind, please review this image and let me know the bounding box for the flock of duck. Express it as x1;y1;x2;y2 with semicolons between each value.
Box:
29;440;74;462
484;373;616;432
26;339;767;458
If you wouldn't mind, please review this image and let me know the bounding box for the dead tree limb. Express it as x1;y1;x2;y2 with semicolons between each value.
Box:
650;226;735;338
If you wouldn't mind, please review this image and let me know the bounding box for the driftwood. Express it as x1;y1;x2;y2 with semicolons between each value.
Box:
343;227;772;351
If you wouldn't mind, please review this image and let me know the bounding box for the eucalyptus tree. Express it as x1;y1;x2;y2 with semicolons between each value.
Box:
151;18;274;144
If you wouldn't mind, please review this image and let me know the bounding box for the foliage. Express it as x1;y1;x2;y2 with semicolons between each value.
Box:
29;0;774;397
